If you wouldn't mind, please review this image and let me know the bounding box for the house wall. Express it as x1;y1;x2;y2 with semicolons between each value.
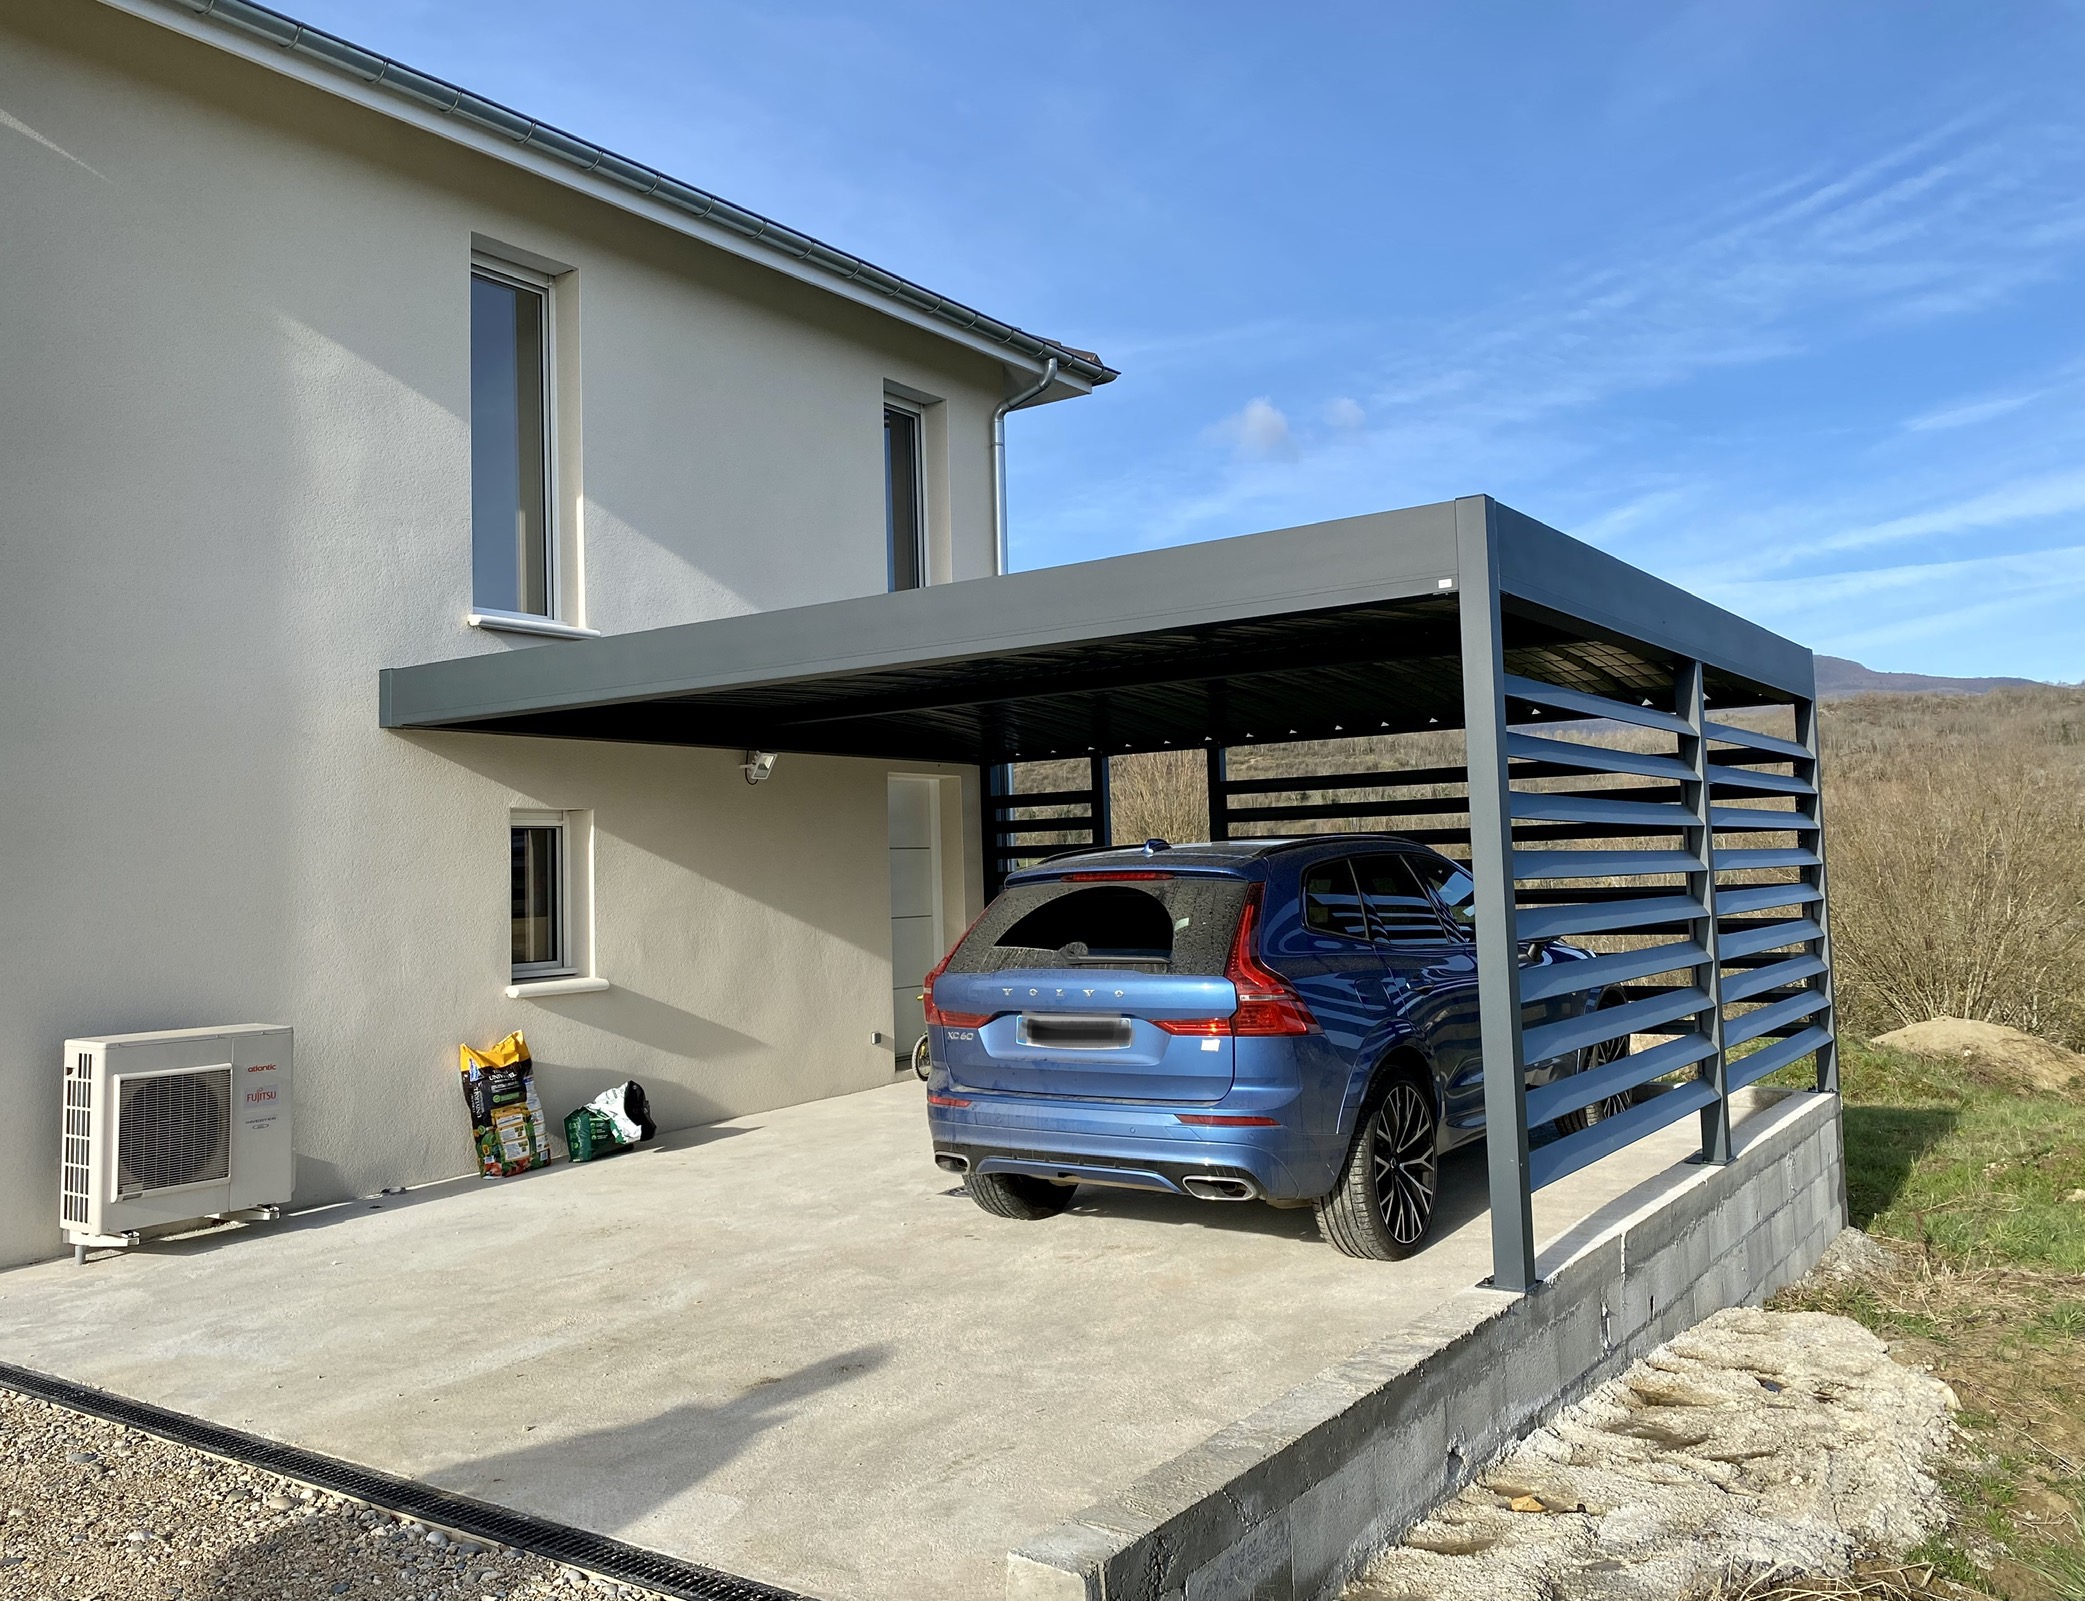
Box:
0;0;1006;1267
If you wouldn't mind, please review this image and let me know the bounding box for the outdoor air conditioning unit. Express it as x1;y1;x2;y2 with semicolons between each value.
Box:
60;1025;293;1263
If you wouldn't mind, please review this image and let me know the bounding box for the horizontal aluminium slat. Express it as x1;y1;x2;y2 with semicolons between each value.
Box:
1218;764;1469;796
1523;987;1712;1064
1702;721;1812;760
1724;989;1830;1049
992;790;1097;811
1225;793;1470;825
1506;733;1696;782
1501;674;1694;735
1718;918;1824;959
1529;1080;1720;1192
1707;765;1815;796
1512;849;1704;880
1525;1031;1716;1127
1728;1027;1834;1093
1717;882;1824;917
1510;794;1696;828
1713;846;1822;871
1517;894;1706;941
1709;806;1816;831
1719;953;1829;1004
1517;939;1710;1003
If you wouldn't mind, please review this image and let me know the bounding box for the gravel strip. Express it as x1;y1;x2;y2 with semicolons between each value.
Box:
0;1387;670;1601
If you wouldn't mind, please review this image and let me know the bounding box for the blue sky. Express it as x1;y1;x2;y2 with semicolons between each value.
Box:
296;1;2085;679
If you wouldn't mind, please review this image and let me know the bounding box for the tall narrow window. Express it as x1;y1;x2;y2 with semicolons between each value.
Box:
884;404;924;591
472;268;552;617
511;818;565;978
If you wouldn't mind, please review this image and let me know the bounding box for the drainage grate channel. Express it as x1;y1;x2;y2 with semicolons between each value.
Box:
0;1361;807;1601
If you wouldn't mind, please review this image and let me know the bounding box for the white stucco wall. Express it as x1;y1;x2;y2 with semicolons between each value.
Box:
0;1;1011;1267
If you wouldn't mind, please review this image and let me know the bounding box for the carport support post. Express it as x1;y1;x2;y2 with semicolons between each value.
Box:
1205;745;1229;841
1454;496;1537;1294
1089;753;1113;850
1680;659;1732;1165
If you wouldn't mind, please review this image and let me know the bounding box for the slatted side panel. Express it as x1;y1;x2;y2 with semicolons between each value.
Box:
1214;760;1473;851
985;756;1112;894
1707;705;1836;1097
1500;670;1727;1191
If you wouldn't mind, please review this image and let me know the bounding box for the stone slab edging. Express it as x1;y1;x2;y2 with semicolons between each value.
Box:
1006;1089;1845;1601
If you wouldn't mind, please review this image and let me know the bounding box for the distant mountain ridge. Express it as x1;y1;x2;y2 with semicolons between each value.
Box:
1816;656;2041;699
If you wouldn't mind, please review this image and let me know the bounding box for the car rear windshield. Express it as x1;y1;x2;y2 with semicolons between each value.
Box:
945;875;1251;975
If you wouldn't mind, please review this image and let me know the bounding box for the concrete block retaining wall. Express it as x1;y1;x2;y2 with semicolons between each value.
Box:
1006;1088;1846;1601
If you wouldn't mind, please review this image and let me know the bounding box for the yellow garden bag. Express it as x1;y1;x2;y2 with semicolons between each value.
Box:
458;1032;553;1177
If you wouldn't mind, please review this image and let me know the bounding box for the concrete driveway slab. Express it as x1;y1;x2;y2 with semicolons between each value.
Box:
0;1081;1707;1599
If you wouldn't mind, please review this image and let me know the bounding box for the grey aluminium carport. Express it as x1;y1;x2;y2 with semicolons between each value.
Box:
380;494;1838;1292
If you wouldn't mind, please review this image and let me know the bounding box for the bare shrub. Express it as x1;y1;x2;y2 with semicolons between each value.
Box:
1106;748;1208;845
1011;685;2085;1050
1824;739;2085;1049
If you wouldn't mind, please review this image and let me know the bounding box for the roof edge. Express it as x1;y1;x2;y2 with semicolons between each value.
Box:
104;0;1118;388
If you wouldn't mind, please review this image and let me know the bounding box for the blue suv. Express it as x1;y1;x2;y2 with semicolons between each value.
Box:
921;836;1627;1259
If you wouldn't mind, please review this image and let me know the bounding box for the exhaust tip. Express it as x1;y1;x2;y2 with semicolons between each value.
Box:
934;1152;971;1175
1182;1174;1259;1202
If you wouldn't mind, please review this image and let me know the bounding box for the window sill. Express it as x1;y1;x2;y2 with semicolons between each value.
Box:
469;610;600;641
505;976;611;999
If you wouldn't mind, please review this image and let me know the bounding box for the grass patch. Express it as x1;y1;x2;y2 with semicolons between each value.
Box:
1765;1036;2085;1271
1769;1035;2085;1598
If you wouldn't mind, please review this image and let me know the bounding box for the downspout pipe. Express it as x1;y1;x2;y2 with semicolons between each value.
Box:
992;357;1058;576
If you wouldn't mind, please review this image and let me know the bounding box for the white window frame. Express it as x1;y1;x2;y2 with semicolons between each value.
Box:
883;395;928;593
471;251;563;628
507;808;604;997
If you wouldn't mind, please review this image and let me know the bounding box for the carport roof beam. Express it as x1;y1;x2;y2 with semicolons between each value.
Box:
377;496;1815;762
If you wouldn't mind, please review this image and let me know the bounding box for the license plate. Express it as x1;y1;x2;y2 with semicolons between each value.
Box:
1017;1014;1133;1050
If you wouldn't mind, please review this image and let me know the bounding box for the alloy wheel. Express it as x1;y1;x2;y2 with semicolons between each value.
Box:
1368;1080;1438;1246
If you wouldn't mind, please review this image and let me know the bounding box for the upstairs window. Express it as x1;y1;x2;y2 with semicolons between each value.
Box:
472;265;553;618
884;403;924;591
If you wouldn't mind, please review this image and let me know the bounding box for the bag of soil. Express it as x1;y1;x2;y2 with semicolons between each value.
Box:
458;1032;553;1177
563;1080;657;1163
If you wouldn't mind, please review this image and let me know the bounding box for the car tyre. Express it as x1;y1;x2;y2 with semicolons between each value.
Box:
963;1171;1075;1220
1555;998;1634;1134
1316;1072;1439;1260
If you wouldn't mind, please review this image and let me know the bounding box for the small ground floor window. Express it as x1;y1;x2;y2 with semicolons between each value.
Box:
511;809;589;981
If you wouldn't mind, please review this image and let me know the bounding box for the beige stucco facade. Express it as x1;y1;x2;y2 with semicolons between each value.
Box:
0;0;1076;1266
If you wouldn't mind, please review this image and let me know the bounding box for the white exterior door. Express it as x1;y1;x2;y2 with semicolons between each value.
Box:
888;777;944;1058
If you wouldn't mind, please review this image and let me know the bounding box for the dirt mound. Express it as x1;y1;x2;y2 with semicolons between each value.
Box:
1346;1305;1959;1601
1871;1017;2083;1095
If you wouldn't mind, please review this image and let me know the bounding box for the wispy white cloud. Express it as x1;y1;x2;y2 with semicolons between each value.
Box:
1322;396;1366;432
1903;392;2040;431
1813;467;2085;555
1207;397;1297;462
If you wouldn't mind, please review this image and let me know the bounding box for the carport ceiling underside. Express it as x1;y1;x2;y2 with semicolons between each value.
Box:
379;499;1812;763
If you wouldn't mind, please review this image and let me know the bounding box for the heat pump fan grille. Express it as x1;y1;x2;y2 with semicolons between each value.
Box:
62;1057;94;1225
117;1069;231;1193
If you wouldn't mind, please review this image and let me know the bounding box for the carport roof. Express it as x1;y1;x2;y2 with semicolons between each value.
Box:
378;497;1815;765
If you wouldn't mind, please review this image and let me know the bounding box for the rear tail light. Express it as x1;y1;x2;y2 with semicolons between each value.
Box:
1153;1017;1229;1036
1152;887;1318;1039
1063;870;1174;881
921;907;995;1030
1226;886;1317;1037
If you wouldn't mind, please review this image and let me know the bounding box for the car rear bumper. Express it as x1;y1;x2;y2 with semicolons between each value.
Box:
926;1089;1316;1201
